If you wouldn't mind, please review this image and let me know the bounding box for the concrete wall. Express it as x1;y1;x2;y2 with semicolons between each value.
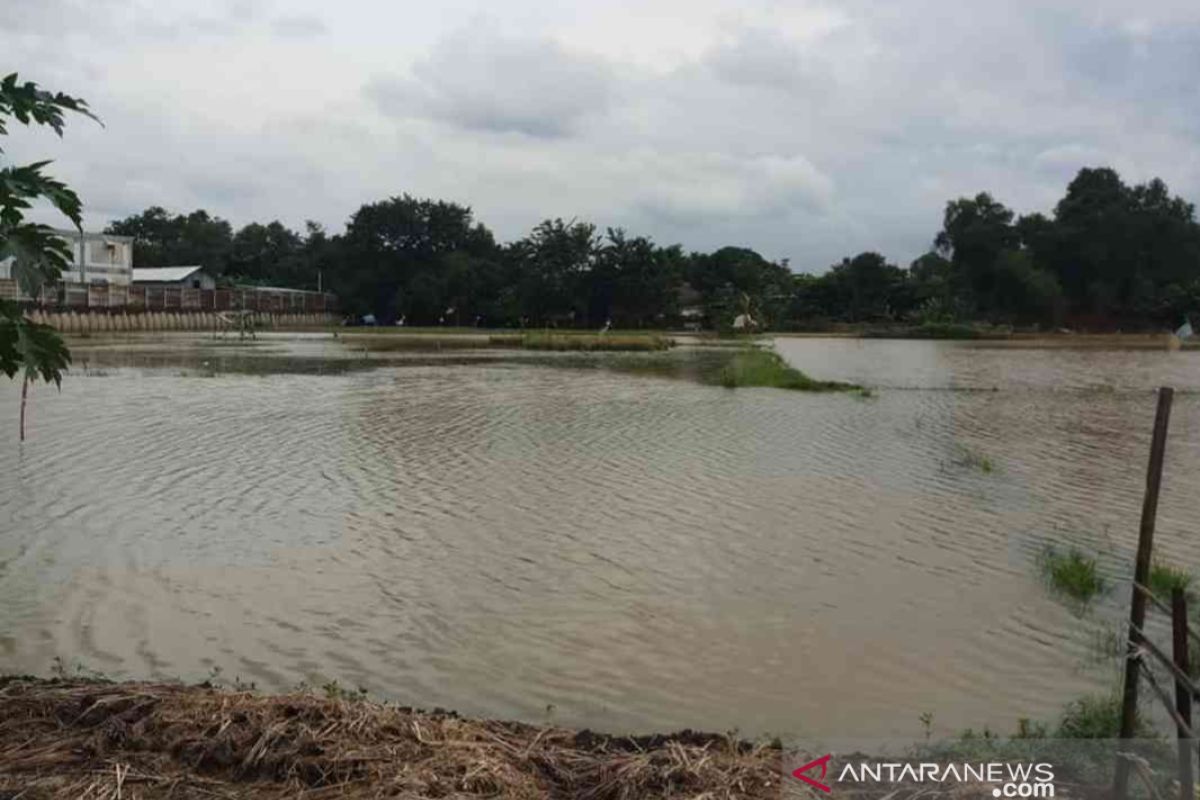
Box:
22;309;337;334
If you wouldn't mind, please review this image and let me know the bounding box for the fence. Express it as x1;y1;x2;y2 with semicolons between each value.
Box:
1114;386;1200;800
0;279;337;313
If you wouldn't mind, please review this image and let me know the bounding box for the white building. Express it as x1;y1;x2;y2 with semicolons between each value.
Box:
0;229;134;286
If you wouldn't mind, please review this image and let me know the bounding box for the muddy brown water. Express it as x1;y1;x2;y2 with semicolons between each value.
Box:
2;332;1199;742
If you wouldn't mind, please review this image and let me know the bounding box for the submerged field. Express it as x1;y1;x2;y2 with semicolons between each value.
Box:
2;332;1200;743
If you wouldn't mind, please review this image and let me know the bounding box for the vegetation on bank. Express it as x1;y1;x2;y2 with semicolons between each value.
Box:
0;677;780;799
488;331;673;352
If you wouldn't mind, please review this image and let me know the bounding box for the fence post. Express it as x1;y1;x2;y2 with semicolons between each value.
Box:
1173;588;1194;800
1115;386;1175;799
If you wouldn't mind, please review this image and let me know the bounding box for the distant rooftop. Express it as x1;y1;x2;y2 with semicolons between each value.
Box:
132;266;206;282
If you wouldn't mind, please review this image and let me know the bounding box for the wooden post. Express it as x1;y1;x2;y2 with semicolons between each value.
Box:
1173;588;1193;800
18;374;28;442
1115;386;1174;798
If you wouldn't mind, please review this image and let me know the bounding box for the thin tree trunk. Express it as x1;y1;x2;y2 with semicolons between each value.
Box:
19;374;28;442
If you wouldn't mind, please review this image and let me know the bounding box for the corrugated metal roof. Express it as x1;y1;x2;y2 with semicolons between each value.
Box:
132;266;205;282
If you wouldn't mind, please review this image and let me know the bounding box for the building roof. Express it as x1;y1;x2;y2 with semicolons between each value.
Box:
132;266;206;282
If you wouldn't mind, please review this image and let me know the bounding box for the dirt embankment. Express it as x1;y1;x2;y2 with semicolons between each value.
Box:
0;678;781;799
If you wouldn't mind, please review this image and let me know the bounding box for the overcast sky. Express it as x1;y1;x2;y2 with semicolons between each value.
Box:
4;0;1199;271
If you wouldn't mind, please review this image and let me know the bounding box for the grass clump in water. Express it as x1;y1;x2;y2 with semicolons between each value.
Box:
712;349;860;392
1148;560;1193;601
1039;546;1106;602
489;332;673;352
954;445;995;473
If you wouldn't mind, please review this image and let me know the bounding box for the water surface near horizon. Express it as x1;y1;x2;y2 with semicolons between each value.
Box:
2;333;1199;741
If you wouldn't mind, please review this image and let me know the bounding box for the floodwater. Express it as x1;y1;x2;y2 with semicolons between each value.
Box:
2;332;1199;741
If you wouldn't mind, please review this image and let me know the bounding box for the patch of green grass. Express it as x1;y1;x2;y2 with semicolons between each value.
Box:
1039;546;1107;602
489;332;673;352
711;349;860;392
954;445;995;473
1148;561;1193;601
1055;692;1150;739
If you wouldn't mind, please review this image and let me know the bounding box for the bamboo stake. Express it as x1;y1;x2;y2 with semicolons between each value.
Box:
1115;386;1174;800
1135;582;1200;649
18;373;28;442
1173;588;1193;800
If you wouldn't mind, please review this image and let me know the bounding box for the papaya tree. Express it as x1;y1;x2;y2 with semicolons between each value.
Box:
0;73;98;440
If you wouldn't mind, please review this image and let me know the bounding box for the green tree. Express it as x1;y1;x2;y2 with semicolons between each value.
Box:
825;251;908;321
588;229;683;327
0;73;96;440
687;246;792;328
935;192;1020;312
228;220;309;285
509;218;596;325
907;251;958;322
1036;168;1200;321
334;194;496;322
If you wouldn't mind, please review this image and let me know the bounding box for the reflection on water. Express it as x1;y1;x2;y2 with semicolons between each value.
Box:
2;333;1199;741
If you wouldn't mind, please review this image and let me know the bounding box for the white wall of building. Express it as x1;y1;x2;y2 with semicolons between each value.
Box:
0;230;134;286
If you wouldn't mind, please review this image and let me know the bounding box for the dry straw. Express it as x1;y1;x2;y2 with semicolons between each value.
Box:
0;678;780;798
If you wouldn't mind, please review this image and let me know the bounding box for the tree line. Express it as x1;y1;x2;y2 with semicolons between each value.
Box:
107;167;1200;330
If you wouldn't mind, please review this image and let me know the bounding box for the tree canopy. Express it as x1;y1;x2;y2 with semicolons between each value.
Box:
104;166;1200;331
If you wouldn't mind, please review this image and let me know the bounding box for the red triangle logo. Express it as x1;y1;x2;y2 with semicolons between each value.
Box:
792;753;833;793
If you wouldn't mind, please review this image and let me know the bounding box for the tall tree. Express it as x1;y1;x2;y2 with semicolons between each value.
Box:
228;220;304;284
509;218;596;325
334;194;496;322
934;192;1020;312
824;251;908;322
1035;168;1200;320
588;229;683;327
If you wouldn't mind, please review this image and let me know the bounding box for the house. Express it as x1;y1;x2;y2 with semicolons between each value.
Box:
132;266;216;290
0;229;134;285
